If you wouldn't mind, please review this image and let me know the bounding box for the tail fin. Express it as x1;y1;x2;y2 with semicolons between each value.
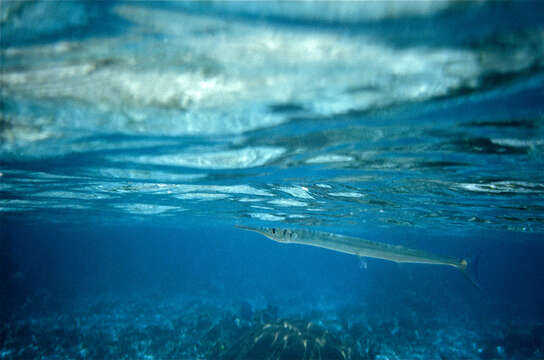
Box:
459;252;482;290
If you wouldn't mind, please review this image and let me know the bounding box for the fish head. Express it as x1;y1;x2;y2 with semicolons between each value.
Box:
235;225;296;243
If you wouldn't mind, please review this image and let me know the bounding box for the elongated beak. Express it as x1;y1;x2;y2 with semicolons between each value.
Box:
235;225;269;238
234;225;253;231
235;225;262;234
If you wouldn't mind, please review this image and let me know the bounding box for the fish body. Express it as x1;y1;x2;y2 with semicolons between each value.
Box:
236;225;464;269
236;225;479;288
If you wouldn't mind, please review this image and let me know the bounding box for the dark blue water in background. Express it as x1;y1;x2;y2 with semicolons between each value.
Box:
1;1;544;359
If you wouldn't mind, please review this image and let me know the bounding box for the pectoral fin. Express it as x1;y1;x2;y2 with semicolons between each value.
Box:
358;257;368;269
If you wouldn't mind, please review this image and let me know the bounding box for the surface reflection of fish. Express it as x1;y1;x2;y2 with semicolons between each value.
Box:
236;225;480;288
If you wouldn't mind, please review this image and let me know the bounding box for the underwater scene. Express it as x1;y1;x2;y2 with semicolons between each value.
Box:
1;1;544;359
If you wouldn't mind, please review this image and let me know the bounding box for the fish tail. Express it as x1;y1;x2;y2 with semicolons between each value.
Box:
458;252;482;290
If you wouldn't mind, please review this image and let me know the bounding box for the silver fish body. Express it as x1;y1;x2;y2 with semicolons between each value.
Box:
236;226;482;290
236;225;465;270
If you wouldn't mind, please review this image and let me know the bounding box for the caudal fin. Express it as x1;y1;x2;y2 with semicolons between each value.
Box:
459;252;482;290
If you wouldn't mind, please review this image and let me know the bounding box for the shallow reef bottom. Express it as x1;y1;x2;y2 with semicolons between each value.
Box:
1;293;543;360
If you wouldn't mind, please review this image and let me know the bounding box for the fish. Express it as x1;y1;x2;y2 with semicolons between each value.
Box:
236;225;480;289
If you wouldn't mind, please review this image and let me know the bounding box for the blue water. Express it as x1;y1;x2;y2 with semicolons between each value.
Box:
2;1;544;359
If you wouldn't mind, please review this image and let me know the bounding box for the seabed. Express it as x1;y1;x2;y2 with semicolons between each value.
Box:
1;292;543;360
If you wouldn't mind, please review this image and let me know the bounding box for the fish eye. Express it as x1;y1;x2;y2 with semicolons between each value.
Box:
272;228;275;234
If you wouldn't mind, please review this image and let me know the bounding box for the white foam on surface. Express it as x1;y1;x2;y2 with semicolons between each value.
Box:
458;181;544;194
0;3;493;156
175;193;229;201
328;192;365;198
278;186;314;199
315;184;332;189
306;155;354;164
238;197;264;202
268;199;308;207
114;147;285;169
491;138;544;148
248;212;285;221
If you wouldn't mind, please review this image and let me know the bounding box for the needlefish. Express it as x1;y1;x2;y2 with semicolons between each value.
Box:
236;225;480;288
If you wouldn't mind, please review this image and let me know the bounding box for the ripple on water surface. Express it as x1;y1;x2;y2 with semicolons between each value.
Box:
0;1;543;233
